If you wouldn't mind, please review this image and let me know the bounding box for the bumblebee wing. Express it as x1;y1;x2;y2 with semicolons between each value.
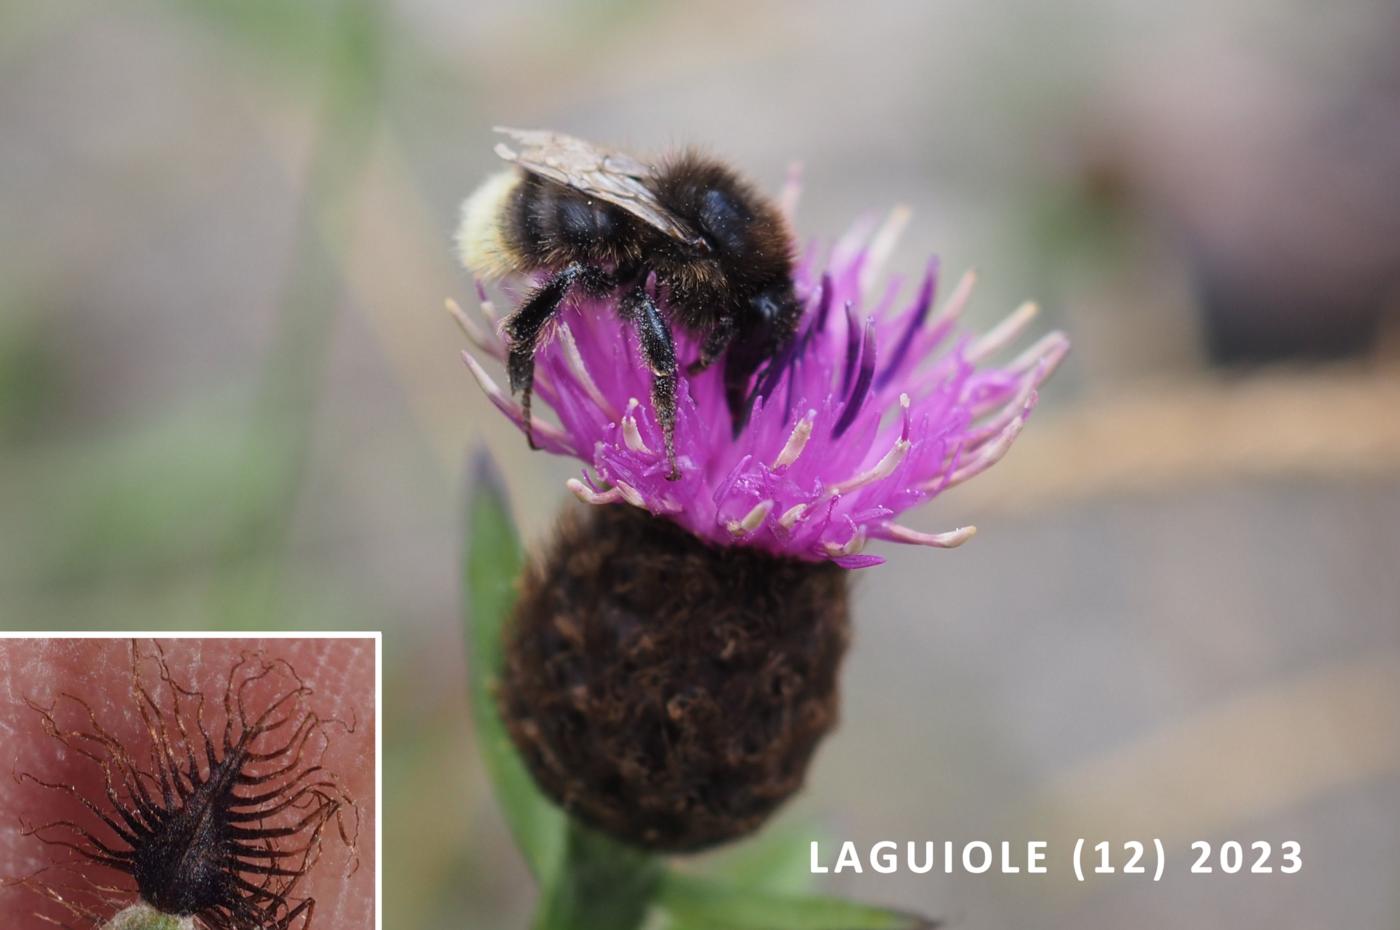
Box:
493;127;709;250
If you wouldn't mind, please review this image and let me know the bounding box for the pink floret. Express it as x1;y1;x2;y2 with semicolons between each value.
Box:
454;209;1069;568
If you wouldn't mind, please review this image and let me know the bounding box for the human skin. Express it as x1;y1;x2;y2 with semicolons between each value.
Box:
0;638;375;929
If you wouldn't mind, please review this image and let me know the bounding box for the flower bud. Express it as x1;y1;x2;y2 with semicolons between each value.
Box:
501;504;849;851
103;904;192;930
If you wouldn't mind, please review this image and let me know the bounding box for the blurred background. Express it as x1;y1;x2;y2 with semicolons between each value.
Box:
1;1;1398;928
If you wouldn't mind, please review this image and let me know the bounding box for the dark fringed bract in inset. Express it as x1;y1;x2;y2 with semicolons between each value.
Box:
16;642;358;930
501;504;850;851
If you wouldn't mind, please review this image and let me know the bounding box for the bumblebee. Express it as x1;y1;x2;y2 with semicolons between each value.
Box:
457;128;801;479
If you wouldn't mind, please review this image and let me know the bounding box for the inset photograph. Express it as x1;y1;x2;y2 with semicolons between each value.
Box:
0;635;377;930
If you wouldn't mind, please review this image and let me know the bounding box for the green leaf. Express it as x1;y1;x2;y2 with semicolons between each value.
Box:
531;822;662;930
697;821;828;895
656;873;936;930
462;451;566;880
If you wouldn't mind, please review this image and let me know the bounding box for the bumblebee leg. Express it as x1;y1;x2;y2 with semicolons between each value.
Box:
686;314;736;375
621;288;681;480
504;264;586;449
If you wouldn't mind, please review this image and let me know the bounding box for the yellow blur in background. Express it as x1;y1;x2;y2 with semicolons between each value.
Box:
1;1;1398;928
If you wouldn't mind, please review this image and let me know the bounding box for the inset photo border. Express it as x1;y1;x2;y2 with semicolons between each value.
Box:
0;632;380;930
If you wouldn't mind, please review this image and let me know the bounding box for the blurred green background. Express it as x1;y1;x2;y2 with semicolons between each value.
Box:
2;1;1399;928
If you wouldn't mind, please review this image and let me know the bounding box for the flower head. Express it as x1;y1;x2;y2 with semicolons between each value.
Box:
452;204;1068;568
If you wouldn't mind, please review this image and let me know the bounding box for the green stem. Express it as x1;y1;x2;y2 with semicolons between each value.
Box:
530;823;662;930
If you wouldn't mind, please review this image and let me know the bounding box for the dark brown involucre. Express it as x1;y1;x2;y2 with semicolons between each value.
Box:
501;504;849;851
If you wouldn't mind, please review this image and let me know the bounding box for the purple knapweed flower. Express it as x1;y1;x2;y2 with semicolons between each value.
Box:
450;196;1068;569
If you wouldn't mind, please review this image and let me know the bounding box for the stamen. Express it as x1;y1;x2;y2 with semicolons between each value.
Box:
726;500;774;537
968;301;1038;363
831;214;878;269
823;526;868;557
1009;330;1072;380
881;522;977;548
654;496;684;514
773;412;815;469
779;161;804;221
461;350;505;404
566;478;623;506
942;403;1032;489
475;278;499;326
828;436;911;494
779;503;808;529
614;481;646;508
462;351;572;452
621;399;651;454
860;204;911;298
930;268;977;330
559;323;618;420
445;298;495;357
967;366;1040;442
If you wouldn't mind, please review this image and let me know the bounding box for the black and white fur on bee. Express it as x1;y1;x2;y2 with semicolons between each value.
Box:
457;128;801;480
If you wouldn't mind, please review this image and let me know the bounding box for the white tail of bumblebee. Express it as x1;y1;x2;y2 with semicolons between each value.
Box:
456;169;521;280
